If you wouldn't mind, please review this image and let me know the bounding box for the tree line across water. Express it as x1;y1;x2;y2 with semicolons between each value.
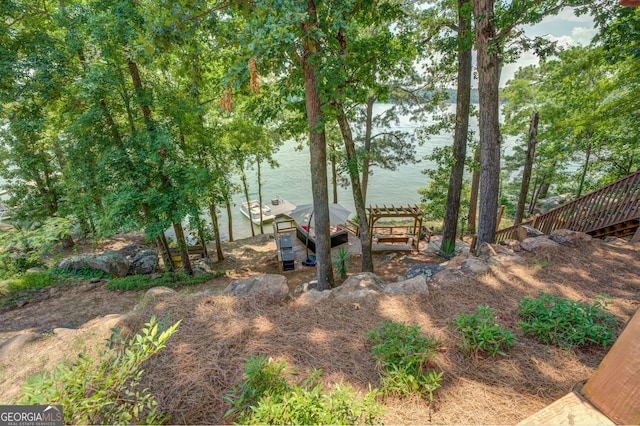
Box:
0;0;637;287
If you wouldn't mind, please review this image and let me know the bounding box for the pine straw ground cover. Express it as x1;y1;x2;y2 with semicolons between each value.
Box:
121;240;639;425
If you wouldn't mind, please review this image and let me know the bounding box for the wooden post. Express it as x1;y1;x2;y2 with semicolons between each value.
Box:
631;225;640;244
496;205;505;229
581;308;640;424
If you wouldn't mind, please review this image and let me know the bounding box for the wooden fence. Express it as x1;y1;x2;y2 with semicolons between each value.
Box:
496;170;640;242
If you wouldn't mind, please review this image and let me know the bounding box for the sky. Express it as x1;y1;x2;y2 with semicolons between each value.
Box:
500;7;597;86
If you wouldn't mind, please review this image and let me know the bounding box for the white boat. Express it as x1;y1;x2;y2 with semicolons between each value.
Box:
240;200;277;225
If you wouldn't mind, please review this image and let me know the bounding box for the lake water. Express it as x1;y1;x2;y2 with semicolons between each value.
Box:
217;103;488;240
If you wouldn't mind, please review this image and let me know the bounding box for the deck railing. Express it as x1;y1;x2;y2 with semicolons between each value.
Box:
495;170;640;241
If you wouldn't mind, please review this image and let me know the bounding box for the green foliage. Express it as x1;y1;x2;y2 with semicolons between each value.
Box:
106;271;218;292
0;217;73;278
367;321;443;400
5;271;56;293
453;305;516;357
332;246;352;279
19;316;180;425
437;239;458;260
225;355;383;425
51;266;112;280
517;293;618;348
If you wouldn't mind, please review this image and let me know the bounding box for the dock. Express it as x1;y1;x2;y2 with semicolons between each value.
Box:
268;197;296;218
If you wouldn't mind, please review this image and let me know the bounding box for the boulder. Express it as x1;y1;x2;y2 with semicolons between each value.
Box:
296;280;319;295
487;253;525;266
538;193;572;214
498;239;522;251
225;274;290;302
549;229;592;246
116;244;140;257
517;225;545;241
335;272;385;293
383;275;429;296
58;251;129;277
192;257;215;276
603;236;628;246
129;248;159;275
461;257;490;274
138;287;177;308
520;236;561;252
406;263;445;280
432;268;465;288
297;289;331;304
476;242;498;258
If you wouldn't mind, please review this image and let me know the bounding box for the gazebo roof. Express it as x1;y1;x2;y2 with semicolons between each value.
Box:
367;204;423;218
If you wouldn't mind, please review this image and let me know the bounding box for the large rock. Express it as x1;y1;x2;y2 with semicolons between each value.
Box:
58;251;129;277
517;225;545;241
498;239;522;252
192;257;215;276
335;272;384;293
297;289;331;304
225;274;290;302
406;264;444;280
538;193;572;214
520;236;561;251
129;248;159;275
461;257;490;274
549;229;592;246
432;268;465;288
383;275;429;296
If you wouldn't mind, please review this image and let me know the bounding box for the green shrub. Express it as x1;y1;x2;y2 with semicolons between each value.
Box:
437;239;458;260
367;321;443;400
6;271;56;293
453;305;516;357
517;293;617;348
19;316;180;425
51;265;112;280
225;355;382;425
332;247;351;279
106;271;217;291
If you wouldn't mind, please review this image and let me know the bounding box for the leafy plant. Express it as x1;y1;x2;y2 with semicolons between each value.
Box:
332;246;352;279
367;321;443;400
437;239;458;259
517;293;617;348
225;355;382;425
19;316;180;425
51;265;112;280
453;305;516;357
0;217;73;278
5;271;56;293
106;271;217;291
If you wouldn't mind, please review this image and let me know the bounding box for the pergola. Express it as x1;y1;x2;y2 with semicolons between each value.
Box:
367;204;425;251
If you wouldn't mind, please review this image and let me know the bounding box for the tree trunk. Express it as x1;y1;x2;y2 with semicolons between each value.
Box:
240;169;255;237
515;111;539;224
173;221;193;275
576;143;591;199
361;96;375;205
300;0;335;289
331;144;338;204
473;0;502;251
336;105;374;272
225;195;234;242
209;202;224;261
442;0;472;247
468;146;480;234
257;159;265;234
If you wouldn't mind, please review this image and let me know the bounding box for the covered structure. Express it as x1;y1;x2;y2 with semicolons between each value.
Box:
367;204;426;251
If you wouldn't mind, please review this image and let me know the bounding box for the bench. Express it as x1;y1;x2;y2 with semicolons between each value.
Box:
376;236;412;245
169;245;206;258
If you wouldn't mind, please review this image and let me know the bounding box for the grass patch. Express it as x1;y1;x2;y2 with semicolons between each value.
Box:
517;293;618;348
106;271;221;292
51;266;112;280
5;271;57;293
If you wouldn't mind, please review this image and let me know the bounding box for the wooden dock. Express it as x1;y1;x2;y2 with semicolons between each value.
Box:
267;197;296;218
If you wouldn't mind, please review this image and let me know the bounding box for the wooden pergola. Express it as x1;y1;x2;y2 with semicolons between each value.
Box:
367;204;424;251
